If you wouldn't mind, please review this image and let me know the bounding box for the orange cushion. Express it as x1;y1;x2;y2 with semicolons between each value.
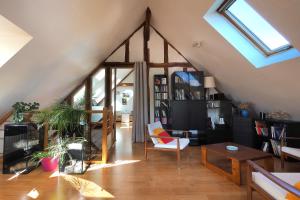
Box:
152;128;174;144
286;181;300;200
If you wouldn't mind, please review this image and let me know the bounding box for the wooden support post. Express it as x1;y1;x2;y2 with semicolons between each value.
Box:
125;40;130;62
43;122;49;149
85;77;92;155
105;67;112;107
144;7;151;122
164;40;169;76
102;107;108;163
144;7;151;63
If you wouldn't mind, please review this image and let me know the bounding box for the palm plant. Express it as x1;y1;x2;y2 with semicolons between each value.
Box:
34;103;87;135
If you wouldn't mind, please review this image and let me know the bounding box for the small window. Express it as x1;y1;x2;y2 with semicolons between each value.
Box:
218;0;292;56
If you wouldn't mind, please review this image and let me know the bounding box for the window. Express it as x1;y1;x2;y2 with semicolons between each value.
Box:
0;15;32;68
218;0;292;56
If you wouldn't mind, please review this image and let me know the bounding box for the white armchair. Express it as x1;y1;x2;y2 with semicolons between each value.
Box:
144;121;189;163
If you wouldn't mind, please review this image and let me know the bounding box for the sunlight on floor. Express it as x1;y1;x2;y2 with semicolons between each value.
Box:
62;175;114;198
48;171;114;198
49;170;61;178
7;169;27;181
27;188;39;199
87;160;140;171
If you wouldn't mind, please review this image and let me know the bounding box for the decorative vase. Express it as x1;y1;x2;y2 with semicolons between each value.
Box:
241;109;249;118
41;157;59;172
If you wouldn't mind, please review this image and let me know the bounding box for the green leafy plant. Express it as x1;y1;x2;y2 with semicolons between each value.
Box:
12;102;40;123
33;103;86;135
31;137;86;167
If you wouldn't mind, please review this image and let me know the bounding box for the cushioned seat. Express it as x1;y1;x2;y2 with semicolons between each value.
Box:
154;138;190;150
282;147;300;158
252;172;300;200
145;121;190;163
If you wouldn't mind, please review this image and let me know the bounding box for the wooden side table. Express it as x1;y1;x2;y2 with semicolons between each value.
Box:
201;143;273;185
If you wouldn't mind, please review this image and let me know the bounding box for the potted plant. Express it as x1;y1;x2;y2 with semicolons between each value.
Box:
32;103;87;172
31;137;86;172
238;102;251;118
12;102;40;123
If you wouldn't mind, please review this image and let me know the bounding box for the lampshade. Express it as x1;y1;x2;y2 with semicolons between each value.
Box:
204;76;216;88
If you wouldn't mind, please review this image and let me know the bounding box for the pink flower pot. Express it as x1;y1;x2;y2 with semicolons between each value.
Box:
41;157;59;172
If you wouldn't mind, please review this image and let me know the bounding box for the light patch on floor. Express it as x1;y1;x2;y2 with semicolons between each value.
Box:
27;188;39;199
62;175;114;198
87;159;140;171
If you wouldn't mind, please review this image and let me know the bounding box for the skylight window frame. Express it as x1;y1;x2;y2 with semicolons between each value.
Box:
217;0;292;56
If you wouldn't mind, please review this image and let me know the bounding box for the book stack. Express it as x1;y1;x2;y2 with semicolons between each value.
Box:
255;121;268;136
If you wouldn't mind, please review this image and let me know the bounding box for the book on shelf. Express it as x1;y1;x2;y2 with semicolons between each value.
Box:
161;78;167;85
255;120;268;136
270;139;281;156
261;142;270;152
271;125;285;140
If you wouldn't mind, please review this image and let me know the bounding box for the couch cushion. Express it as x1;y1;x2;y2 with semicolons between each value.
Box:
282;147;300;158
154;138;189;150
252;172;300;200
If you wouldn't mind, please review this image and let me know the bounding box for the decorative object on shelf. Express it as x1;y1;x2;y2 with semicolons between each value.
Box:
267;111;290;120
204;76;216;100
12;102;40;123
226;145;239;151
238;102;251;118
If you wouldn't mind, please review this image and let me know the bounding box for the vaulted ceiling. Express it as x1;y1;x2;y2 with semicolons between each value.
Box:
1;0;300;119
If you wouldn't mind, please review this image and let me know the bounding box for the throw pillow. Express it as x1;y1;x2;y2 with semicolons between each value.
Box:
152;128;174;144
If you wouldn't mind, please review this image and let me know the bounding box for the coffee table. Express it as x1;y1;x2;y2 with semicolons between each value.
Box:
201;142;273;185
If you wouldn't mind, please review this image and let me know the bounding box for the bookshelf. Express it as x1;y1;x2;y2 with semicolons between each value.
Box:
153;75;169;128
255;119;300;157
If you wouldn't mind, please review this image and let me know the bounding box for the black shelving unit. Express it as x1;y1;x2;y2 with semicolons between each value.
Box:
153;74;169;128
169;71;206;145
255;119;300;157
3;123;44;174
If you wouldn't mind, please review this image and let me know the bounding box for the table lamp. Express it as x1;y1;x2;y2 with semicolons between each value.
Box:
204;76;216;100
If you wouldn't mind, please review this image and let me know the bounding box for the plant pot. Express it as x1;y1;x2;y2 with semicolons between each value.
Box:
240;109;249;118
41;157;59;172
22;112;33;122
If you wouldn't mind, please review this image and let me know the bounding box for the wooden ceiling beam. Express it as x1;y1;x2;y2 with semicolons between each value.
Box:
103;62;192;68
0;111;13;126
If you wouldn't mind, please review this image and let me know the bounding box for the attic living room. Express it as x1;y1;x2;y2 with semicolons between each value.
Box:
0;0;300;200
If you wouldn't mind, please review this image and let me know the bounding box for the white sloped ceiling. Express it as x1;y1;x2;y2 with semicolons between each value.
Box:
1;0;300;120
148;0;300;120
0;0;147;115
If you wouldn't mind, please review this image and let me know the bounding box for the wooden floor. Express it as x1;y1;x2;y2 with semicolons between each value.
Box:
0;123;299;200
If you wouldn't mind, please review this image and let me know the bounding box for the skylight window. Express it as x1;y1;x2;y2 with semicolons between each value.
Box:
0;15;32;68
218;0;292;56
